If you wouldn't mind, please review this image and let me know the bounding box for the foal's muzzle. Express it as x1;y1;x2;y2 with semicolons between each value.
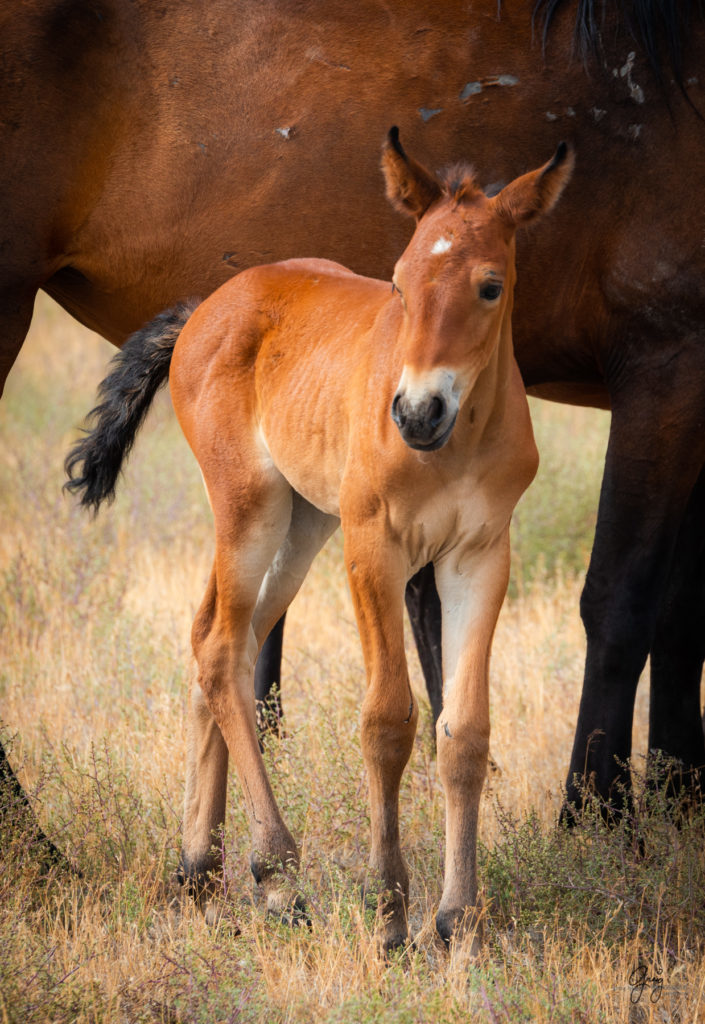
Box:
391;390;458;451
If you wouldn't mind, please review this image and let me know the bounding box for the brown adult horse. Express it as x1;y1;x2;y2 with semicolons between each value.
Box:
2;0;705;854
65;130;572;948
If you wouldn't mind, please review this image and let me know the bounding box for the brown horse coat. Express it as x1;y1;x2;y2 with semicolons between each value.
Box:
3;0;705;843
66;134;572;946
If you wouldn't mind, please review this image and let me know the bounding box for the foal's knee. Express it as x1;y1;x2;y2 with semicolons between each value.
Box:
436;716;489;793
360;689;418;768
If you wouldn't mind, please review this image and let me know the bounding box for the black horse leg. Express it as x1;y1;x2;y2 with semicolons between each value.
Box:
648;464;705;801
0;734;68;871
255;568;445;737
254;614;286;734
404;563;444;725
564;357;705;820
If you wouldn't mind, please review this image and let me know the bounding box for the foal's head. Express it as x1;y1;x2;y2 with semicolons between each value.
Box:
382;127;573;451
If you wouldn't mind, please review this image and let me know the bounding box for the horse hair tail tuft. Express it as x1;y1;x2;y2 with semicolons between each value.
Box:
64;301;198;515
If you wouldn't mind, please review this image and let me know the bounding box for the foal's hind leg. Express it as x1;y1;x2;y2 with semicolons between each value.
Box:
251;492;339;655
182;488;337;920
253;495;338;729
342;525;418;951
180;568;230;903
181;468;304;916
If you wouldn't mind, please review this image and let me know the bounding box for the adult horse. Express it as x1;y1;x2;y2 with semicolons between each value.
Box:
2;0;704;855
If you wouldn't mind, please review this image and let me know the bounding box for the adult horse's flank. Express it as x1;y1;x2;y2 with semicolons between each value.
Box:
65;132;572;948
3;0;705;856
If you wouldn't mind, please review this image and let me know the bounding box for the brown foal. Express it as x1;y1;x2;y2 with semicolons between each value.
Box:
67;130;572;949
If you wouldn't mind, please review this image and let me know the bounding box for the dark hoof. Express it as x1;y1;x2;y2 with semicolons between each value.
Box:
435;907;482;954
267;891;311;929
380;932;414;959
435;909;454;948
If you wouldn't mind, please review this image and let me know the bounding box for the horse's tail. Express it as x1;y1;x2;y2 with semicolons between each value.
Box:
64;301;198;514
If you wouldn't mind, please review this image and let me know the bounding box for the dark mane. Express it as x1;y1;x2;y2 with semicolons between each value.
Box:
439;164;482;203
533;0;702;87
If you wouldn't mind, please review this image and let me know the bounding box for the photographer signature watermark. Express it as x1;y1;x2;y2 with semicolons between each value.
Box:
629;963;663;1005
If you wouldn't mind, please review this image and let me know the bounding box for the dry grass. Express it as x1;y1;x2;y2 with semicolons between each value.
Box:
0;297;703;1022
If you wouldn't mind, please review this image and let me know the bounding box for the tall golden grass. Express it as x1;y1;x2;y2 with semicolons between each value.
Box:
0;297;702;1022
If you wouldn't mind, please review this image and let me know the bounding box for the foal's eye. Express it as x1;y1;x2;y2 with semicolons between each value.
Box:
479;281;503;302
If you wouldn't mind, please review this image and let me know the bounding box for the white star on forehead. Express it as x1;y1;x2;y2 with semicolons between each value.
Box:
431;236;453;255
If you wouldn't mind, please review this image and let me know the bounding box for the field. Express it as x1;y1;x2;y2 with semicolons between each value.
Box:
1;296;703;1022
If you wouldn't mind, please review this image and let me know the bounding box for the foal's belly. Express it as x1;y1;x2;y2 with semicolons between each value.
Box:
260;416;345;517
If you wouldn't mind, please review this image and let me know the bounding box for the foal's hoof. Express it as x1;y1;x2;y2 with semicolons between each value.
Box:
262;877;311;928
168;869;241;933
203;897;241;933
266;888;311;928
379;927;411;958
435;906;482;954
367;885;409;954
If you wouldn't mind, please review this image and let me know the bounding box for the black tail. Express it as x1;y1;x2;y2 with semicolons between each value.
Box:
65;301;197;514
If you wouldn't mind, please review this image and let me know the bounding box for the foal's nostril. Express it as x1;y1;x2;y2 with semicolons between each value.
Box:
428;395;446;428
391;392;405;427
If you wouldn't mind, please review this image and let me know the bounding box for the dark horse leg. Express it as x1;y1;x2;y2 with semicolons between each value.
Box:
648;463;705;800
254;614;286;734
564;343;705;819
255;565;445;735
403;563;444;725
0;738;68;871
1;289;70;871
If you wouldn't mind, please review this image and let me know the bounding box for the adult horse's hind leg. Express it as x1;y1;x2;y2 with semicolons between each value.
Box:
403;564;444;725
648;462;705;802
254;615;286;734
0;291;70;872
0;737;69;873
343;524;418;952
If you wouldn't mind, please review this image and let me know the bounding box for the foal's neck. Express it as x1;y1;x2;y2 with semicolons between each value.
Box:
459;313;517;445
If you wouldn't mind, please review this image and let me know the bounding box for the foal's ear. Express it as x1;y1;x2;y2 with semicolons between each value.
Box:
492;142;575;228
381;127;443;220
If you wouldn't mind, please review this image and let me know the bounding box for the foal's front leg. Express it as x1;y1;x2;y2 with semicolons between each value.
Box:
433;532;511;949
344;529;418;951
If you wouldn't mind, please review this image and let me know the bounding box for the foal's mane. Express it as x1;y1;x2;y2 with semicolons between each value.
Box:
439;165;483;204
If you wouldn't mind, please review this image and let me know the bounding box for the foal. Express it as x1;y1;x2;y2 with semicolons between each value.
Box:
67;129;572;949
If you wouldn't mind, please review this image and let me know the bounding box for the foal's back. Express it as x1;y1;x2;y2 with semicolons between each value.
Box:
170;258;403;510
